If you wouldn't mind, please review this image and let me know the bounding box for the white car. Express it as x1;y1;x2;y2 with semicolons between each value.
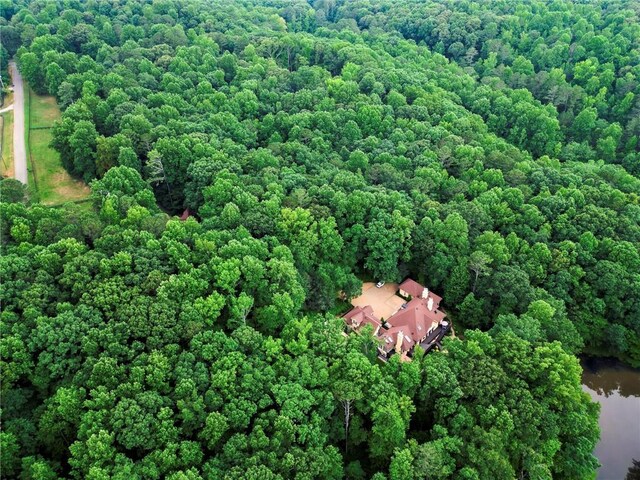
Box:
375;281;385;288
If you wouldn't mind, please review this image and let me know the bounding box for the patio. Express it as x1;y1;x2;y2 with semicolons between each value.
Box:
350;282;405;321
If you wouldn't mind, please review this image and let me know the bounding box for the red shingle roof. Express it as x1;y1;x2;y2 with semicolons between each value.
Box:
387;298;442;340
398;278;442;309
378;325;414;354
378;283;447;356
343;306;382;333
179;208;192;221
398;279;424;298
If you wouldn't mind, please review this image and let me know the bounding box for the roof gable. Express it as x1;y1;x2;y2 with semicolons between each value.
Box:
399;279;424;298
386;297;446;344
343;306;382;332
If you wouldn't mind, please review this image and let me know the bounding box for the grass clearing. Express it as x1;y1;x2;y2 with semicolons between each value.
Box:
26;87;90;204
1;111;14;177
1;90;15;177
30;92;60;127
29;127;90;204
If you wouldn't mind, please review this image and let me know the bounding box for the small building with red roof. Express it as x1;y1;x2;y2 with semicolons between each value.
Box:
179;208;192;221
343;305;382;335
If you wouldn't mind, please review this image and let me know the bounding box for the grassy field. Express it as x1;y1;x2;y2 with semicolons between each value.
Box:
26;87;89;204
1;111;14;177
30;92;61;127
1;91;14;177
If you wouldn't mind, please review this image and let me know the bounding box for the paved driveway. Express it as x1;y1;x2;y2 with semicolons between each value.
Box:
351;282;405;321
9;61;27;184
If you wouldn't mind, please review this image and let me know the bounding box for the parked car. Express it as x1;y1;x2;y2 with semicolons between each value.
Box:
375;281;385;288
401;303;408;309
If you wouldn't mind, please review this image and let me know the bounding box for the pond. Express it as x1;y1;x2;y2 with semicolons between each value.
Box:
582;358;640;480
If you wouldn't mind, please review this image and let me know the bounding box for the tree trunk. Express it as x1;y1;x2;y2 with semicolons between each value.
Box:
341;399;352;454
472;268;479;293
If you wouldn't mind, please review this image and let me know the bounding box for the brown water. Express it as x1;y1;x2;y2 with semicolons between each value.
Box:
582;358;640;480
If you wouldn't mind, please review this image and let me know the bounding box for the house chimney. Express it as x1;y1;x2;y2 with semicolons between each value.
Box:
395;330;404;353
421;288;429;299
428;297;434;311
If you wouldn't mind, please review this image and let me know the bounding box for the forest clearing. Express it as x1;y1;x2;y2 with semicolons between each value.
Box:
25;86;89;204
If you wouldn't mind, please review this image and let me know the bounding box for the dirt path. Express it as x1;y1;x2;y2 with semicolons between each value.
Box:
9;61;27;184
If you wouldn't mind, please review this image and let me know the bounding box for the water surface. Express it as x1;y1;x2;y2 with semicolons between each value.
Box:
581;358;640;480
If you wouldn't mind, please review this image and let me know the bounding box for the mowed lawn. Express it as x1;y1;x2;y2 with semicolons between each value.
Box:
1;110;14;178
30;91;61;127
27;89;89;204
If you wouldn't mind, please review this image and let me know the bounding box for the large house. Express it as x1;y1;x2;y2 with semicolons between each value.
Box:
343;279;450;361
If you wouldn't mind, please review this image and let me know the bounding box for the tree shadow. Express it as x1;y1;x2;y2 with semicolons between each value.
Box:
626;458;640;480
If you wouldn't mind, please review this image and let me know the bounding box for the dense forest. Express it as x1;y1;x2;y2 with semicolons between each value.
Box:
1;0;638;478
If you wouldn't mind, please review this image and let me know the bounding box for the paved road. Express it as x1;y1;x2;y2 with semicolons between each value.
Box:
9;61;27;184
